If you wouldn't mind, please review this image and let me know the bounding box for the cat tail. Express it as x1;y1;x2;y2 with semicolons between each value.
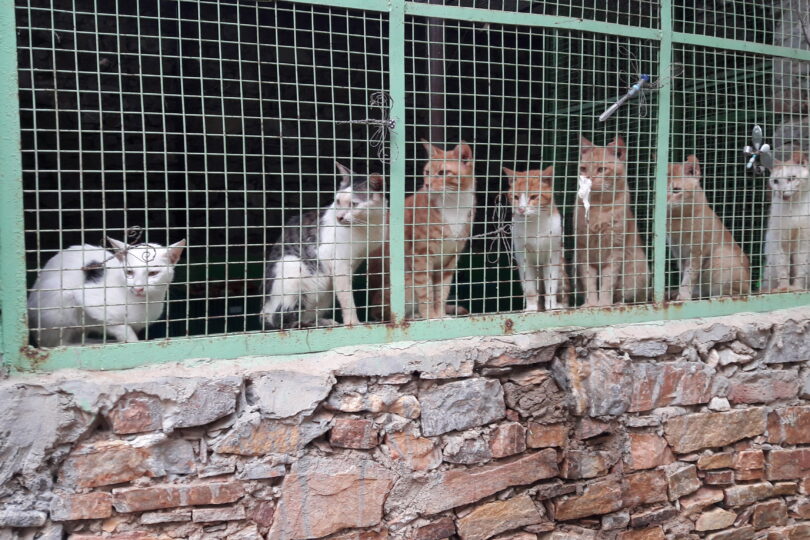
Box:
261;256;309;329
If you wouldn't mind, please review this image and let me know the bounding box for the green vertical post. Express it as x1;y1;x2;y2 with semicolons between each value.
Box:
0;2;27;369
651;0;673;303
388;0;406;319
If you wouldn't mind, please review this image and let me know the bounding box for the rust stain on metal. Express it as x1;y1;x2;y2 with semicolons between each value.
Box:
503;318;514;334
20;345;50;369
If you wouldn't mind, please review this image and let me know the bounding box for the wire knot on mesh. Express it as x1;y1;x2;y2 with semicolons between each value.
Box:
81;226;156;272
339;91;396;164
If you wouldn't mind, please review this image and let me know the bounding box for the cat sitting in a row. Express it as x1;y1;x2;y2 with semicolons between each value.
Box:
26;138;810;344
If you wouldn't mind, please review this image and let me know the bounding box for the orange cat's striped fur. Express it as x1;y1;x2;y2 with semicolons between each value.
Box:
370;141;475;320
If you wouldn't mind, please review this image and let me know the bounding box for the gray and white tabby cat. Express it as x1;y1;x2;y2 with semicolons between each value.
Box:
261;162;387;328
27;238;186;347
762;151;810;291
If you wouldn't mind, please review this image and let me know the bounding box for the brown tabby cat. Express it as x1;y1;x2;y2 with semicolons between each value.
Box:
370;141;476;320
667;155;750;299
575;135;649;306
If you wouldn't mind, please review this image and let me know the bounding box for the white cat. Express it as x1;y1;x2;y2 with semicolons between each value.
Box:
504;166;569;311
27;238;186;346
762;151;810;292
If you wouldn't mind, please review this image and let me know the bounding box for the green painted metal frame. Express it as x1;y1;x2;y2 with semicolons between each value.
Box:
3;0;810;372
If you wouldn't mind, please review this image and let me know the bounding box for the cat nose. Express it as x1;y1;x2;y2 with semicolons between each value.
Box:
133;287;145;295
517;207;526;214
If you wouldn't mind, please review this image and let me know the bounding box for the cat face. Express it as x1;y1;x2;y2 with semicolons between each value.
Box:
421;140;475;193
334;162;386;225
769;151;810;201
504;166;554;218
108;238;186;298
667;155;703;208
579;135;627;197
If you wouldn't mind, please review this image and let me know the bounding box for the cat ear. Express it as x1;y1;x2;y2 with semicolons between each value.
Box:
608;136;627;161
541;165;555;177
167;239;186;265
791;151;809;166
107;237;129;261
368;173;385;192
503;167;516;186
456;141;473;163
684;155;701;177
579;135;594;152
421;139;443;158
335;161;353;189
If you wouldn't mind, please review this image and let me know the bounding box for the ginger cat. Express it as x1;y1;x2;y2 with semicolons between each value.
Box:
762;151;810;292
370;141;476;320
575;135;649;306
504;166;569;311
667;155;750;299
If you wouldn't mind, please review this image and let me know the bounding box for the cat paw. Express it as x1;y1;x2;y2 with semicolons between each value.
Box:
524;305;540;313
444;304;469;316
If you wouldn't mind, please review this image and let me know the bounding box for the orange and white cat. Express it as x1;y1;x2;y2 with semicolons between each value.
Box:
504;166;569;311
762;151;810;291
667;155;750;299
575;135;649;306
371;141;475;320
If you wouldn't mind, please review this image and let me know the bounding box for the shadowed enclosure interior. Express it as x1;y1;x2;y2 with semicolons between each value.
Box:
9;0;810;358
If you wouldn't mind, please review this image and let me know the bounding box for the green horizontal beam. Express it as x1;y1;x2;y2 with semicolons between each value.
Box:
278;0;391;12
20;291;810;372
673;32;810;62
403;2;661;41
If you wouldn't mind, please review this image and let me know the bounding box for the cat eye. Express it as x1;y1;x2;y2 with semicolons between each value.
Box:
530;195;539;201
125;270;134;277
437;169;447;176
148;271;159;277
597;167;606;174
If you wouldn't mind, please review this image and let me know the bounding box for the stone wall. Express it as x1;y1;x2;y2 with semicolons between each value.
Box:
2;307;810;540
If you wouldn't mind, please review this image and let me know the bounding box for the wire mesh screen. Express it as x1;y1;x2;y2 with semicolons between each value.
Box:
9;0;810;354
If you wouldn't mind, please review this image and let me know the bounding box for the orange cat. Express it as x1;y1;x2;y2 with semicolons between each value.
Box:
371;141;476;320
504;166;570;310
667;155;750;299
575;135;649;306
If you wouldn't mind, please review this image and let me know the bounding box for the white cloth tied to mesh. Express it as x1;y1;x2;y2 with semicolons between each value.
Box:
578;175;592;221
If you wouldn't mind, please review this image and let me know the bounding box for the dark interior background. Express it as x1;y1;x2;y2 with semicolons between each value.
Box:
15;0;793;339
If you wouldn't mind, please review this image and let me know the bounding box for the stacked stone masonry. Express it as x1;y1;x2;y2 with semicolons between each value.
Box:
2;307;810;540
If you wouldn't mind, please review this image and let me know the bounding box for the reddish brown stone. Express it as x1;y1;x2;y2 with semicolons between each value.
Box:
69;533;159;540
412;450;559;515
768;406;810;444
679;488;724;515
267;456;395;540
330;418;379;449
59;440;159;488
488;422;527;458
698;452;734;470
619;528;665;540
724;482;774;506
663;408;766;454
330;531;388;540
704;526;755;540
728;370;798;404
705;470;735;485
527;423;567;448
621;469;668;508
413;517;456;540
561;450;612;480
786;524;810;539
577;418;611;439
735;469;764;481
385;432;441;471
629;506;678;528
555;347;632;417
192;505;246;523
627;433;674;470
666;463;701;500
248;501;275;527
696;508;736;531
773;482;798;496
456;495;544;540
109;393;162;434
751;499;787;529
629;362;714;412
112;482;244;513
50;492;112;521
734;449;764;470
767;448;810;480
802;477;810;494
553;479;623;521
215;420;314;456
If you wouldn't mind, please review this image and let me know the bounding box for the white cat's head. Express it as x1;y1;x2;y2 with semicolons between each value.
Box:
769;151;810;201
333;162;386;226
107;237;186;298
